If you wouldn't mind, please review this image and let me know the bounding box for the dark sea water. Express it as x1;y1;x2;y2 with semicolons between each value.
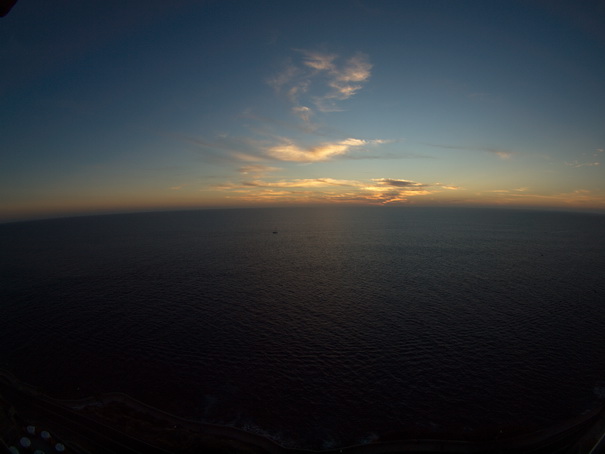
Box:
1;206;605;449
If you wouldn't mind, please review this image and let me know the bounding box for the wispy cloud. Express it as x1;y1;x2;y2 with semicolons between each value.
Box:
176;49;384;172
212;178;362;192
485;187;529;193
492;151;512;159
177;134;265;163
239;109;334;136
302;50;372;103
291;105;313;125
181;131;391;165
435;183;462;190
238;165;282;176
266;137;386;162
213;176;451;205
241;178;361;188
371;178;428;188
424;143;513;159
269;49;372;118
301;51;337;71
565;161;600;167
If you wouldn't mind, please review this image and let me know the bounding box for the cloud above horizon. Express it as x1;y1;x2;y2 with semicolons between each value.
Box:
424;143;513;159
301;50;372;103
565;161;600;168
186;133;390;164
372;178;429;188
269;49;373;123
238;165;282;176
212;176;459;205
177;49;395;172
266;137;387;162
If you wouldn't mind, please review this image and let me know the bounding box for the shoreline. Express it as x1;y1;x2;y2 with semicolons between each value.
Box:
1;369;604;453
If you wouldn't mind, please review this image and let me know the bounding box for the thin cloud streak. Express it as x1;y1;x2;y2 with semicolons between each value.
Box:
215;178;362;190
266;137;386;162
565;161;600;167
436;184;462;190
423;142;513;159
243;178;362;188
213;176;458;205
372;178;428;188
182;131;392;165
238;165;282;176
176;134;265;163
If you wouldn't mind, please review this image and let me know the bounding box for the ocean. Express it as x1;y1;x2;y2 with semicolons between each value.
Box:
1;206;604;449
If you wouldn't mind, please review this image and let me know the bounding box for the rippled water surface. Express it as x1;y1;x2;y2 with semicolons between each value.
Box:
1;207;604;448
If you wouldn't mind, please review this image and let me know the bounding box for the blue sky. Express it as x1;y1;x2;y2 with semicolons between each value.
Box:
1;0;604;220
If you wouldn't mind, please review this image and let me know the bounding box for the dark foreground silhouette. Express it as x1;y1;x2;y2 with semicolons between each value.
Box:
1;370;604;454
0;0;17;17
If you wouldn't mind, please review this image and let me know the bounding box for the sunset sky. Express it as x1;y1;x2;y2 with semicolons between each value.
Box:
1;0;604;221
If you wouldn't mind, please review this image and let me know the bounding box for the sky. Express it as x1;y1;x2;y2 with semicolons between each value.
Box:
1;0;604;221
